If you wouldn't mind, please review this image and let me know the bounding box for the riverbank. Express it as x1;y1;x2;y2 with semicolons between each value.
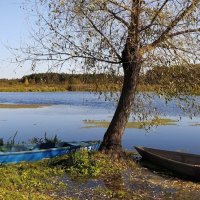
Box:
0;83;71;92
0;83;120;92
1;83;200;95
1;150;199;199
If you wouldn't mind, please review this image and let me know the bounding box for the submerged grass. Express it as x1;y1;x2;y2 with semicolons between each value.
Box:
1;150;200;199
83;118;178;129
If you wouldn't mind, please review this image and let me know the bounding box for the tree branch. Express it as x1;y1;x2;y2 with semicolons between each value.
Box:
39;14;121;64
82;11;122;61
108;0;135;14
106;7;129;27
17;53;122;64
169;27;200;37
140;0;170;32
160;40;199;56
140;0;200;55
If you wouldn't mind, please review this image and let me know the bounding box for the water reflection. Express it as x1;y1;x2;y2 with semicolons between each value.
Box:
0;105;109;143
0;92;200;154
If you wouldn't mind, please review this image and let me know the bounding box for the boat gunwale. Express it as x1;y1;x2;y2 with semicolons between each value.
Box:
0;142;99;156
135;146;200;168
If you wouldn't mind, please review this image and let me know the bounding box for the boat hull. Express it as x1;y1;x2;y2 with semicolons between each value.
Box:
135;146;200;180
0;141;100;164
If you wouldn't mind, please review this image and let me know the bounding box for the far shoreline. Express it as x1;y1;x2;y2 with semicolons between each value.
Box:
0;82;200;95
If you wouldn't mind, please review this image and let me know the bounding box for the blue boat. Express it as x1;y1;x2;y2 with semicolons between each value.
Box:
0;141;100;164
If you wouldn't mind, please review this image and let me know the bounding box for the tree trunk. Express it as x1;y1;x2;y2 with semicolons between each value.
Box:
99;51;141;156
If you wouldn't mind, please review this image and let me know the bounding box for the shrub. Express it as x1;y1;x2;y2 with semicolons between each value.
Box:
66;149;101;177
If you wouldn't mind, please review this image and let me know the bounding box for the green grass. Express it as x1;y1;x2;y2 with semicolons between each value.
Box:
2;81;200;95
53;150;200;199
0;84;67;92
83;118;178;129
0;150;200;199
0;83;120;92
0;161;66;200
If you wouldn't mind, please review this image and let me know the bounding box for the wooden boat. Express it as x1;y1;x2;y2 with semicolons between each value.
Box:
135;146;200;180
0;141;100;164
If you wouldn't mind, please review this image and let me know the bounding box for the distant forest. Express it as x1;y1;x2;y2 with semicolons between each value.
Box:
144;64;200;85
0;73;121;84
0;73;123;92
0;64;200;92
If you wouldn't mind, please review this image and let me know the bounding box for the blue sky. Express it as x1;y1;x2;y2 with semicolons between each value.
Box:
0;0;29;78
0;0;50;79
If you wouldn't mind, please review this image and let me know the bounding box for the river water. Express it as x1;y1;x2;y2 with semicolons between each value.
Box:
0;92;200;154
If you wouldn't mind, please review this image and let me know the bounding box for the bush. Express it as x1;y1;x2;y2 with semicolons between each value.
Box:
66;149;101;177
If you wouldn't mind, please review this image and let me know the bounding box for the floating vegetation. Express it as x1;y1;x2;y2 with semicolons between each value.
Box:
0;133;61;153
29;132;60;145
83;118;178;129
190;123;200;126
0;104;50;109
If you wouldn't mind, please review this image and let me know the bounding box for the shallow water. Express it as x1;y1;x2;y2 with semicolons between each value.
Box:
0;92;200;154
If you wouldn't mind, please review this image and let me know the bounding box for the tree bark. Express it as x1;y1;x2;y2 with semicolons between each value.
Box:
99;49;141;156
99;0;142;156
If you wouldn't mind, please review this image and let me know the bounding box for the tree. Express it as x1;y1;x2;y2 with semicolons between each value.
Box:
24;77;29;86
18;0;200;156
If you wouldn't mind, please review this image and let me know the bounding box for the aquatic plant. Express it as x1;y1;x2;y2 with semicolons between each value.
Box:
29;133;60;145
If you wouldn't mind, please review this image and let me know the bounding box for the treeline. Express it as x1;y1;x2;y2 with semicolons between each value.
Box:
143;64;200;85
0;78;20;85
0;73;122;85
1;64;200;92
0;73;123;92
140;64;200;95
2;64;200;86
21;73;122;85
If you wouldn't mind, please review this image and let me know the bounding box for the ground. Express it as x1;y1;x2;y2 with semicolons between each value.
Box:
1;150;200;200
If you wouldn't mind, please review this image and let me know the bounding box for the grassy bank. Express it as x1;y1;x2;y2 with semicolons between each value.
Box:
0;83;68;92
0;79;168;93
0;83;120;92
1;150;200;199
1;82;200;95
